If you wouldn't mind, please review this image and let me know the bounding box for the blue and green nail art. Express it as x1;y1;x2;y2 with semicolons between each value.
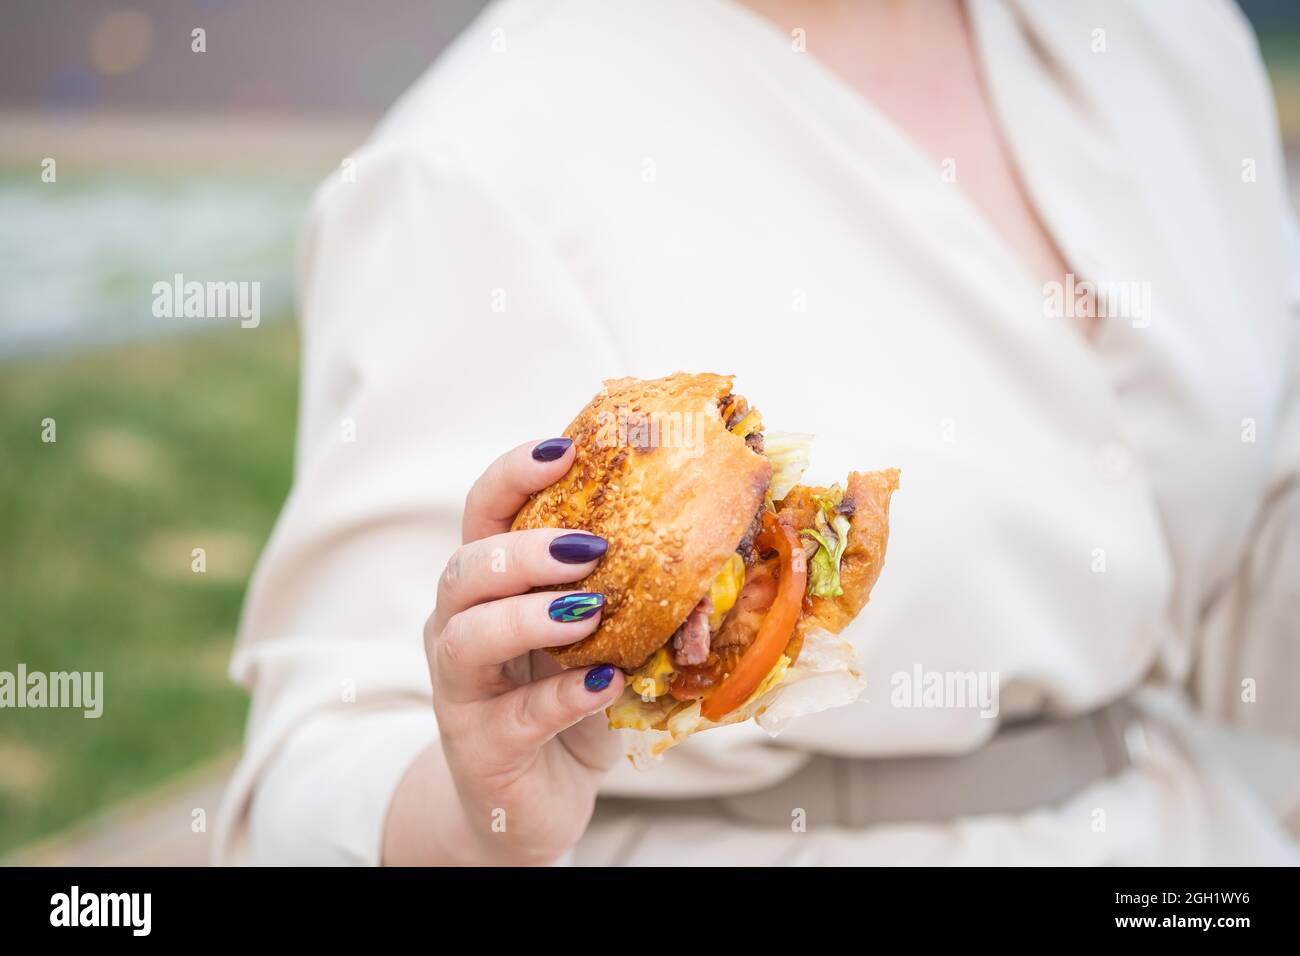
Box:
548;592;605;622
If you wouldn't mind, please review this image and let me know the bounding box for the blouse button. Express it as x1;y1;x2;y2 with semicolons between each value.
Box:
1123;720;1151;766
1096;440;1133;482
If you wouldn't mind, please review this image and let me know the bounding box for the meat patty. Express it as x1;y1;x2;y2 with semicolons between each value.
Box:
720;394;749;429
735;504;765;565
670;593;714;666
711;558;778;651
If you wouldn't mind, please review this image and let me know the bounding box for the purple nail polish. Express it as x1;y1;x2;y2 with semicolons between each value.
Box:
532;437;573;462
585;664;616;692
549;532;608;564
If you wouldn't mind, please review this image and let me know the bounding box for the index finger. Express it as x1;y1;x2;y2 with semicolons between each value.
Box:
462;437;574;543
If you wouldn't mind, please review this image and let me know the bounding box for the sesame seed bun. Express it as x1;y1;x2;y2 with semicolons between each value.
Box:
512;372;771;670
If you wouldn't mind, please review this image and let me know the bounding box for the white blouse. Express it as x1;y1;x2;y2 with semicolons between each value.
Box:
215;0;1300;863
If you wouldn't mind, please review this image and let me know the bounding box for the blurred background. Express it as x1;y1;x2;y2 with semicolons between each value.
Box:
1;0;1298;864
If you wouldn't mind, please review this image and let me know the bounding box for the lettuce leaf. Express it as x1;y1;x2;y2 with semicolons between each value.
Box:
800;486;851;598
763;431;813;502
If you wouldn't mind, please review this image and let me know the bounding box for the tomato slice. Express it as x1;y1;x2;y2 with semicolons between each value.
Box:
701;513;806;721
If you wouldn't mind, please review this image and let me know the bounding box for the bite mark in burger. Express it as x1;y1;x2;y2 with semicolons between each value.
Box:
511;372;899;759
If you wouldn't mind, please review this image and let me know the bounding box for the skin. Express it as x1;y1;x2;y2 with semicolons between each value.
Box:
383;440;625;866
383;0;1084;866
738;0;1090;337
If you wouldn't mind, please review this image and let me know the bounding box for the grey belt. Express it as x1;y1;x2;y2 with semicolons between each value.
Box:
609;698;1146;828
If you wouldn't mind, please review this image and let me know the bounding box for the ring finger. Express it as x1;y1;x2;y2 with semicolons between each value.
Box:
431;590;606;701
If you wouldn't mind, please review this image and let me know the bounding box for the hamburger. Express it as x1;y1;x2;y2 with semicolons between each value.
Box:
512;372;898;763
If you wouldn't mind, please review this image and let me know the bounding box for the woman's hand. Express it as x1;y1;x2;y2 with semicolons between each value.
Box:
392;437;625;866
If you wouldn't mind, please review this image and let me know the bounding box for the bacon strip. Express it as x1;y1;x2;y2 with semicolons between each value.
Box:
670;594;714;666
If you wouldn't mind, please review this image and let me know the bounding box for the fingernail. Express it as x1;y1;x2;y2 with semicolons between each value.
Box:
532;437;573;462
549;592;605;622
585;664;616;692
549;532;608;564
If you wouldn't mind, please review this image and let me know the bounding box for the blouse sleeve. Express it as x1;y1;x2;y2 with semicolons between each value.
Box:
1193;213;1300;742
212;143;620;864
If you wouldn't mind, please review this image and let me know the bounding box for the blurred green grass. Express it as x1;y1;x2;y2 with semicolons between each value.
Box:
0;322;298;855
